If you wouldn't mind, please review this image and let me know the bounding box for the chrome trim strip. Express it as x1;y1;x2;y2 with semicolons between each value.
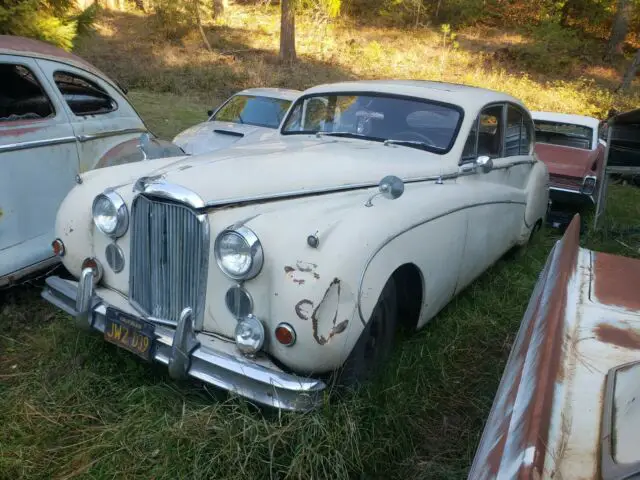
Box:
356;199;528;324
0;136;76;153
76;128;147;142
196;161;533;210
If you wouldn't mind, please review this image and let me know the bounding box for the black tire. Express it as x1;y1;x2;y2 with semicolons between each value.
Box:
336;277;397;388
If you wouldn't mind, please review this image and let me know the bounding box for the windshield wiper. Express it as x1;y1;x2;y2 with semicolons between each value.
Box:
315;131;372;139
383;139;438;152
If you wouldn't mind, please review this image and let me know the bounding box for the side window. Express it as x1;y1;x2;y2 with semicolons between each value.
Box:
53;71;116;116
505;105;523;157
478;105;503;158
462;116;479;161
0;64;54;122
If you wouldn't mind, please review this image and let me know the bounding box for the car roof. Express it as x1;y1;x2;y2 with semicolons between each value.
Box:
301;80;525;112
531;111;601;130
235;87;301;101
0;35;119;91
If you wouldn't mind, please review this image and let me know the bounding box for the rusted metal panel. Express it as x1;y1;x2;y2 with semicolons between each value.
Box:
592;252;640;311
468;214;581;479
471;213;640;479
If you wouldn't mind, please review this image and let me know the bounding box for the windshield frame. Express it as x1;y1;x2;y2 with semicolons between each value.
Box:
210;93;293;129
279;91;465;155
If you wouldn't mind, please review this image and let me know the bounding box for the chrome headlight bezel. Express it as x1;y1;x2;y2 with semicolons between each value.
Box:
214;225;264;280
92;190;129;238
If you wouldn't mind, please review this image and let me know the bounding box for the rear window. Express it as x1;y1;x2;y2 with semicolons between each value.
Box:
534;120;593;150
0;64;54;122
213;95;292;129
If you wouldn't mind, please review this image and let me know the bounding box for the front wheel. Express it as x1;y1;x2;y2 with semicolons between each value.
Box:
336;277;397;388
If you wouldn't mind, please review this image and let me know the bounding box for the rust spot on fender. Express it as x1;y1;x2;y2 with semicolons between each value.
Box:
295;299;313;320
0;126;41;137
311;278;347;345
313;272;320;280
593;252;640;310
284;266;295;274
594;323;640;350
0;208;3;220
293;278;305;285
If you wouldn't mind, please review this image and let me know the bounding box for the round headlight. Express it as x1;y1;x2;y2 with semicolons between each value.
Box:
92;190;128;238
235;315;265;356
214;226;263;280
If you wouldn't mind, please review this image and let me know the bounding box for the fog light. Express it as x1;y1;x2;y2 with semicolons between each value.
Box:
52;238;65;257
81;257;103;285
275;323;296;346
581;176;597;195
105;243;125;273
234;314;265;356
225;285;253;318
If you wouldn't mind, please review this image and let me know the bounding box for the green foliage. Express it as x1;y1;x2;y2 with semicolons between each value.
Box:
150;0;215;40
0;0;96;51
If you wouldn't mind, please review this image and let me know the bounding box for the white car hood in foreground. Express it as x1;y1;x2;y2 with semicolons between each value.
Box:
173;121;277;155
135;137;447;206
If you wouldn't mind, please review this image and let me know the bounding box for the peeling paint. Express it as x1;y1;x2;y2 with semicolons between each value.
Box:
295;261;317;272
293;278;305;285
311;278;346;345
0;208;3;220
284;266;295;274
295;299;313;320
594;323;640;350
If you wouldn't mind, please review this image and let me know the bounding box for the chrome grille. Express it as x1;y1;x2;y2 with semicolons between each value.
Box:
129;195;209;326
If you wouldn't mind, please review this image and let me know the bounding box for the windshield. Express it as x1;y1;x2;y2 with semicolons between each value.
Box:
281;93;463;154
212;95;292;128
534;120;593;150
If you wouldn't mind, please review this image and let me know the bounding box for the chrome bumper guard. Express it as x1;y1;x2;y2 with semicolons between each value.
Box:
41;269;326;411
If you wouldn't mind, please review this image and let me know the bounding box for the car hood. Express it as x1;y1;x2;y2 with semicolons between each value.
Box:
534;143;597;178
124;137;448;207
173;121;276;155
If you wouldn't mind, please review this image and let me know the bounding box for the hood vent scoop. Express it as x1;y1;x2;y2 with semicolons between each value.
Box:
214;129;244;138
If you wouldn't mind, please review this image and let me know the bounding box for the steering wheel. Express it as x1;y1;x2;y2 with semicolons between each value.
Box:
391;130;436;146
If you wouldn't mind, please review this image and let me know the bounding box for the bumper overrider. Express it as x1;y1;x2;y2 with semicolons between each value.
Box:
41;268;326;411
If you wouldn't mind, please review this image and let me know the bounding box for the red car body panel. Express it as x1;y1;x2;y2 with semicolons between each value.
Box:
534;142;605;204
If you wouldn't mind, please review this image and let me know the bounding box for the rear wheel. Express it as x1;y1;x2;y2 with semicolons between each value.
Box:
336;277;397;388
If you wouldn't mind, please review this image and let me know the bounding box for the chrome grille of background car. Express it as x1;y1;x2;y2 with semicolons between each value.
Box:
129;195;208;326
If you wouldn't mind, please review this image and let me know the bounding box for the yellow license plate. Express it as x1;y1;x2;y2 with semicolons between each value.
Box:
104;308;155;360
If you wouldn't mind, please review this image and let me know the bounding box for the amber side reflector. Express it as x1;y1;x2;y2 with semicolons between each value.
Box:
275;323;296;346
52;239;65;257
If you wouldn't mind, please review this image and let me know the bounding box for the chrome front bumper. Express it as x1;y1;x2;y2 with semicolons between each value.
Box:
41;269;326;411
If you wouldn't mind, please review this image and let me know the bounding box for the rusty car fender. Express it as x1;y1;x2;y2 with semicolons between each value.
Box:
468;214;580;479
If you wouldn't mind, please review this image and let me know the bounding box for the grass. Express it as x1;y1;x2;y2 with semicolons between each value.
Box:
3;3;640;478
3;188;639;479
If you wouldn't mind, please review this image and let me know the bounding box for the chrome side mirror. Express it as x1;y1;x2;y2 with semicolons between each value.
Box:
365;175;405;207
475;155;493;174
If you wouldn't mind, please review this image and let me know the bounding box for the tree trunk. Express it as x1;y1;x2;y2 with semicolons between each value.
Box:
617;48;640;91
560;0;573;27
194;0;212;51
279;0;296;63
604;0;631;61
212;0;227;18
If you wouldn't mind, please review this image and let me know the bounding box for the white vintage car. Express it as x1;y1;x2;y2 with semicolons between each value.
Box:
172;88;300;155
42;80;549;411
0;35;181;287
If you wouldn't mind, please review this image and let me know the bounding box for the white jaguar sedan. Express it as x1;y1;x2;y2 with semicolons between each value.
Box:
42;80;549;411
172;88;300;155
